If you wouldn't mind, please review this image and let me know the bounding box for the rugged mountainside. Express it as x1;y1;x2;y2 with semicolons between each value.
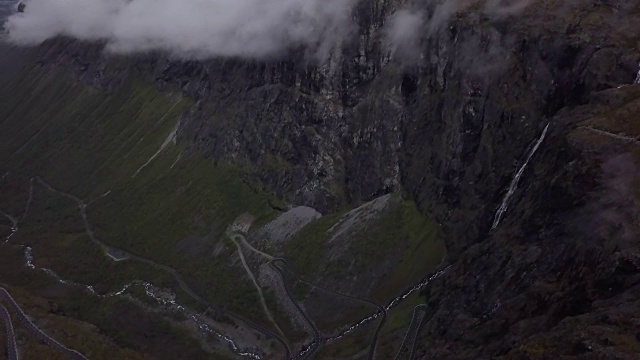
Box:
1;0;640;359
42;0;639;252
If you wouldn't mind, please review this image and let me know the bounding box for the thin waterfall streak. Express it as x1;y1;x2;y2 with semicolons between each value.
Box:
492;123;549;229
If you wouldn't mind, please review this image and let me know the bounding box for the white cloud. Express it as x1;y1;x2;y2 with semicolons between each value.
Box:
484;0;531;16
7;0;358;59
384;9;425;64
384;0;533;62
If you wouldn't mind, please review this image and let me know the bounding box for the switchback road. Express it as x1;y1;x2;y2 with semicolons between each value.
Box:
30;177;290;359
237;231;387;359
270;258;320;359
0;303;17;360
393;305;428;360
0;287;88;359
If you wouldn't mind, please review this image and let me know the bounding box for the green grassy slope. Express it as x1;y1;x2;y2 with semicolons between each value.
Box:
0;63;280;356
0;63;281;314
0;60;447;357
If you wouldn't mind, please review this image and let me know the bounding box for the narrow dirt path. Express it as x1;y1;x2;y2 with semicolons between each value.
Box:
235;232;387;359
0;211;16;228
293;275;386;360
26;177;291;359
581;125;640;146
8;177;444;360
234;234;274;261
270;258;320;359
230;234;286;341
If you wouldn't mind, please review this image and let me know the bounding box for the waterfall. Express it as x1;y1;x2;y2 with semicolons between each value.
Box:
635;62;640;84
492;123;550;229
322;265;451;343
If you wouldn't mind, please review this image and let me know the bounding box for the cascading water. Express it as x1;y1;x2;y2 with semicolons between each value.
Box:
1;211;17;241
635;62;640;84
3;181;262;359
321;265;451;343
292;265;451;358
492;123;550;229
21;247;262;359
11;174;451;359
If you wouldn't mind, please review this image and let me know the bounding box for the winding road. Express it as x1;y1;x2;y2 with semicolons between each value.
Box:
229;234;287;341
15;177;291;359
269;258;320;359
0;303;17;360
4;175;449;360
0;210;16;228
581;125;640;146
393;305;428;360
0;287;88;359
235;230;388;360
287;270;387;360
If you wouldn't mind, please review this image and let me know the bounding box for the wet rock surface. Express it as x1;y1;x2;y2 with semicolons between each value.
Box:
417;84;640;358
10;0;640;357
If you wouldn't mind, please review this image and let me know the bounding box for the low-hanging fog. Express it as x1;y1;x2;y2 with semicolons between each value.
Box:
6;0;358;59
6;0;532;60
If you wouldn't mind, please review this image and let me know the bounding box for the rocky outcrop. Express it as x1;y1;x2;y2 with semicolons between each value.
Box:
417;83;640;358
14;0;640;357
38;0;638;253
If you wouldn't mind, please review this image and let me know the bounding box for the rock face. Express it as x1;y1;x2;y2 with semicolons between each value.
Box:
18;0;640;357
419;84;640;358
42;0;639;252
254;206;322;244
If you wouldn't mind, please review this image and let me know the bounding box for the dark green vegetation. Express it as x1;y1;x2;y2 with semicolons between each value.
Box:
278;197;445;338
0;61;275;316
11;185;177;294
0;50;446;358
0;62;258;358
282;211;347;279
0;62;278;357
0;245;220;360
3;0;637;358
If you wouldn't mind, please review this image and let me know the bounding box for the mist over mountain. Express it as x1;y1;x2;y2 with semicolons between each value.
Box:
6;0;358;59
1;0;640;359
0;0;17;25
6;0;538;60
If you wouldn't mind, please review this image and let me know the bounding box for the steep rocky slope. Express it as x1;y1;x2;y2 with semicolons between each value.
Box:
418;84;640;358
1;0;640;358
35;0;640;251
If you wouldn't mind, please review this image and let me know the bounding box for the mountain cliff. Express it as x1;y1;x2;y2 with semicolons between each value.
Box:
1;0;640;358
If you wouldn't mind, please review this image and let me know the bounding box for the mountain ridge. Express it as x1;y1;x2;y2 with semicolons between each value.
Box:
1;0;640;358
